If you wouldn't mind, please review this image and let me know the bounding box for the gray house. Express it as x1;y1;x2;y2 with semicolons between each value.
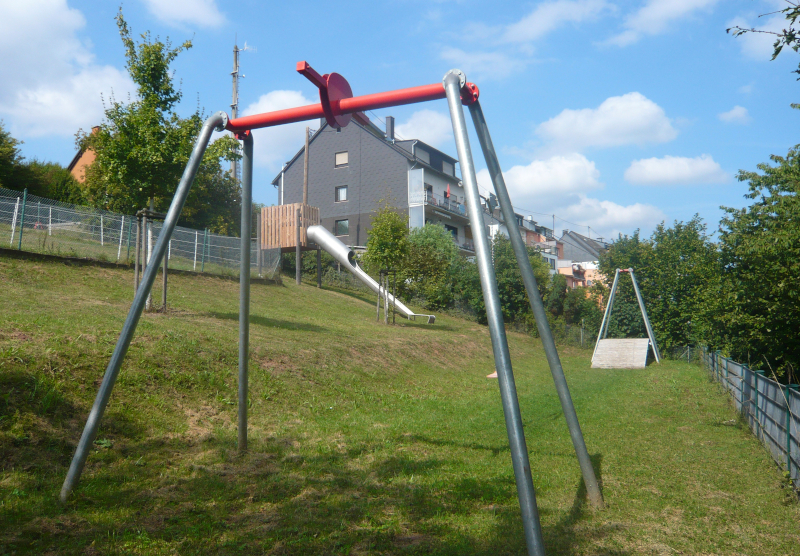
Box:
559;230;609;262
271;117;474;252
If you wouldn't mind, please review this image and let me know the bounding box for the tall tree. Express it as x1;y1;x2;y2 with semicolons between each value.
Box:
0;121;23;189
716;147;800;379
80;10;240;234
362;200;409;275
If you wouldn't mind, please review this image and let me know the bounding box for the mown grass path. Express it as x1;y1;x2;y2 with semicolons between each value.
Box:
1;254;798;555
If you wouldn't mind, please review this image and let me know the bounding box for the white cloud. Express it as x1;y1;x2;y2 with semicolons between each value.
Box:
718;105;751;124
560;195;666;239
439;47;521;81
242;90;316;171
503;0;612;43
478;153;602;204
624;154;728;186
727;14;785;60
607;0;720;46
536;92;677;152
477;153;663;238
140;0;226;28
395;109;453;148
0;0;135;137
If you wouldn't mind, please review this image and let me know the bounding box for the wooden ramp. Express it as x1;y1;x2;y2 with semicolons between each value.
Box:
592;339;651;369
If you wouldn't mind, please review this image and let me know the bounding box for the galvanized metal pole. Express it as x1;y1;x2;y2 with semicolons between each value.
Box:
60;112;228;503
134;218;140;294
239;131;254;453
596;269;620;349
316;246;321;287
162;245;168;311
628;269;660;363
257;211;263;276
296;208;302;285
468;99;605;511
443;70;545;556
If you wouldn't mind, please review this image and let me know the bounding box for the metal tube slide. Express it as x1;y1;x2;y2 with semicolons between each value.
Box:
444;71;545;556
59;112;228;503
306;225;434;324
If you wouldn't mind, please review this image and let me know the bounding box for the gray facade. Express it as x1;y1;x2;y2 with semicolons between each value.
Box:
272;119;469;250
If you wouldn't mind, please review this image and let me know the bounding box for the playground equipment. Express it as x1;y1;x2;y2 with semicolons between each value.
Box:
592;268;661;369
307;225;434;323
61;62;604;555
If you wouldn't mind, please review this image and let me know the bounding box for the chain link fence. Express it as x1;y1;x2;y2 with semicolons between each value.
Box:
0;187;280;279
701;348;799;489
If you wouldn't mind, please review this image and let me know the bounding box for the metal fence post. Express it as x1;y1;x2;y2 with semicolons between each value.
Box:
117;216;124;261
9;196;19;245
17;188;27;250
100;215;104;246
48;206;52;236
444;70;545;556
754;370;765;438
126;219;132;262
201;228;208;272
786;385;798;478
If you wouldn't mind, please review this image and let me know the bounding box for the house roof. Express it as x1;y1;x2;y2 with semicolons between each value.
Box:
559;230;609;259
270;119;461;186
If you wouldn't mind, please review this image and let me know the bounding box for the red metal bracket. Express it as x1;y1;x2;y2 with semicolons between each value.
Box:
226;62;480;133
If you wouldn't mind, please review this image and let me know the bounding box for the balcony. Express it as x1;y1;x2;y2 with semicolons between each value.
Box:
425;191;467;218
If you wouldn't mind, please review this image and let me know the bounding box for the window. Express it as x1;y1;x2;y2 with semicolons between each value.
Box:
335;151;348;167
442;160;454;176
334;219;349;236
444;224;458;239
335;185;348;202
416;148;430;164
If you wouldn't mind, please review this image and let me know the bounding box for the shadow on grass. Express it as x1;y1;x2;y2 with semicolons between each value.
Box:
543;453;629;556
0;431;629;556
207;311;328;333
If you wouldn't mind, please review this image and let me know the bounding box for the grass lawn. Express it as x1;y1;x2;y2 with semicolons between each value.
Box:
0;253;798;555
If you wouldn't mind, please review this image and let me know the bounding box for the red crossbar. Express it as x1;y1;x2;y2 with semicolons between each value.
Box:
226;82;477;133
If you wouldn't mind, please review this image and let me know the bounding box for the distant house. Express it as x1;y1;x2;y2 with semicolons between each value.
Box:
487;210;562;273
559;230;608;263
67;126;99;183
271;116;474;253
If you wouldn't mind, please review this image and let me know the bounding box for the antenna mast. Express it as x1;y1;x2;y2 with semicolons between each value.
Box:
231;40;254;182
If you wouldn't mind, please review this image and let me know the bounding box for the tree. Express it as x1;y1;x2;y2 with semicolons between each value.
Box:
728;2;800;78
454;234;551;325
402;223;461;309
362;200;408;275
546;273;567;317
80;10;240;234
716;147;800;379
598;231;650;340
0;121;23;189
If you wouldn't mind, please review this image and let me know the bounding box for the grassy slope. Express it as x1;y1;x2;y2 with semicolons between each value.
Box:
0;254;798;555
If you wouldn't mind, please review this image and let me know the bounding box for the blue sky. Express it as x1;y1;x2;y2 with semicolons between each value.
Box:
1;0;798;240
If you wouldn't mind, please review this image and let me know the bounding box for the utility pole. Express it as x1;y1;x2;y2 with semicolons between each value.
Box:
303;126;309;205
231;40;255;182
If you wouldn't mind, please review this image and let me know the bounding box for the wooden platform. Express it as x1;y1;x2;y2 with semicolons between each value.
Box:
261;203;320;251
591;338;651;369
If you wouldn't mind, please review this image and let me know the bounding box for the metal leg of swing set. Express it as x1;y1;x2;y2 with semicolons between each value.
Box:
60;112;231;502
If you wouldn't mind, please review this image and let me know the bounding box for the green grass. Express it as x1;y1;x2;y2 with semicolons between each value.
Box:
0;253;798;555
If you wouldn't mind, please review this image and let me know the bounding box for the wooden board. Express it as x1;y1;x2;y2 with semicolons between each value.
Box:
591;338;650;369
261;204;320;250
